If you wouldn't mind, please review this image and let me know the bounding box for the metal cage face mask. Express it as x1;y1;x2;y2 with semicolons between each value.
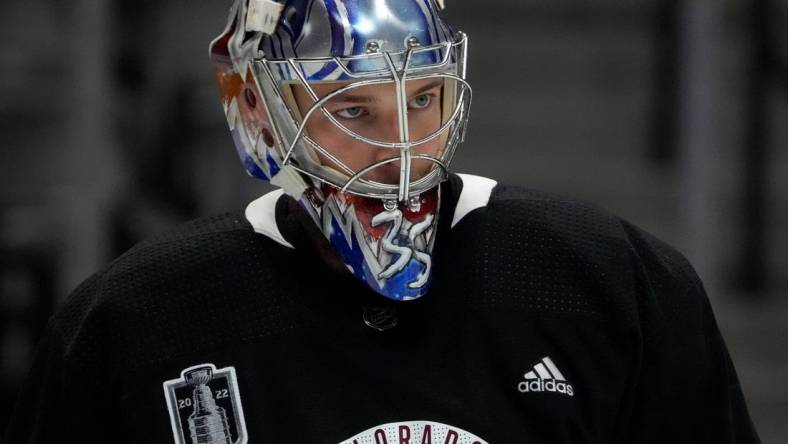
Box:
210;0;470;301
259;41;471;202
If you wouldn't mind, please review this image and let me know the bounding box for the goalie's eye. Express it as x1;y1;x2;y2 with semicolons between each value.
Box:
408;93;432;109
336;106;366;119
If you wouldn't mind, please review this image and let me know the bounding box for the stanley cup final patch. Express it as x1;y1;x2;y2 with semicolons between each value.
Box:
163;364;248;444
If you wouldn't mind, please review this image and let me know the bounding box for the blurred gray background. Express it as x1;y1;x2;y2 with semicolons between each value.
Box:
1;0;786;441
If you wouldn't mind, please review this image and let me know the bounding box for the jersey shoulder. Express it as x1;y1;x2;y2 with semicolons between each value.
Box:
452;177;704;325
489;181;697;289
487;181;632;252
50;212;292;370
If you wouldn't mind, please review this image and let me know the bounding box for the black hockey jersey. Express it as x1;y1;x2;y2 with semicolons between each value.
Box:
5;173;760;443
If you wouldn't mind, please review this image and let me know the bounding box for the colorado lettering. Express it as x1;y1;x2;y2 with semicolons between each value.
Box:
340;420;488;444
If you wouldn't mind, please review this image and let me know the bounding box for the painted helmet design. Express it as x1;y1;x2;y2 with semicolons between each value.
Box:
210;0;471;301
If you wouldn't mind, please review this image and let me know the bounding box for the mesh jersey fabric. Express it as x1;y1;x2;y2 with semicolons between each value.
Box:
5;173;760;443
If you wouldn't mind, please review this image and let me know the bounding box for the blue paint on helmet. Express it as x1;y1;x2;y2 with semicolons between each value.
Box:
231;128;270;180
381;258;431;301
266;152;281;177
327;212;433;301
328;216;369;283
322;0;348;57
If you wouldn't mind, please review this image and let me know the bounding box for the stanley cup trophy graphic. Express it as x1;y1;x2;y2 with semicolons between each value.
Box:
184;367;233;444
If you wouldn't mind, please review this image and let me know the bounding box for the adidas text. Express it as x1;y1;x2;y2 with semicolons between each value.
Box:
517;379;574;397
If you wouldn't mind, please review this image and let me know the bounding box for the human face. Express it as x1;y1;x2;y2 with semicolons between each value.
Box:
291;78;445;185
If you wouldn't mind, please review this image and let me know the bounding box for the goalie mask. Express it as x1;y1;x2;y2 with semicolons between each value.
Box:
210;0;471;301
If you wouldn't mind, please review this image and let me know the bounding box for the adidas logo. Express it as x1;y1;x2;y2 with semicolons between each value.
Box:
517;356;574;397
